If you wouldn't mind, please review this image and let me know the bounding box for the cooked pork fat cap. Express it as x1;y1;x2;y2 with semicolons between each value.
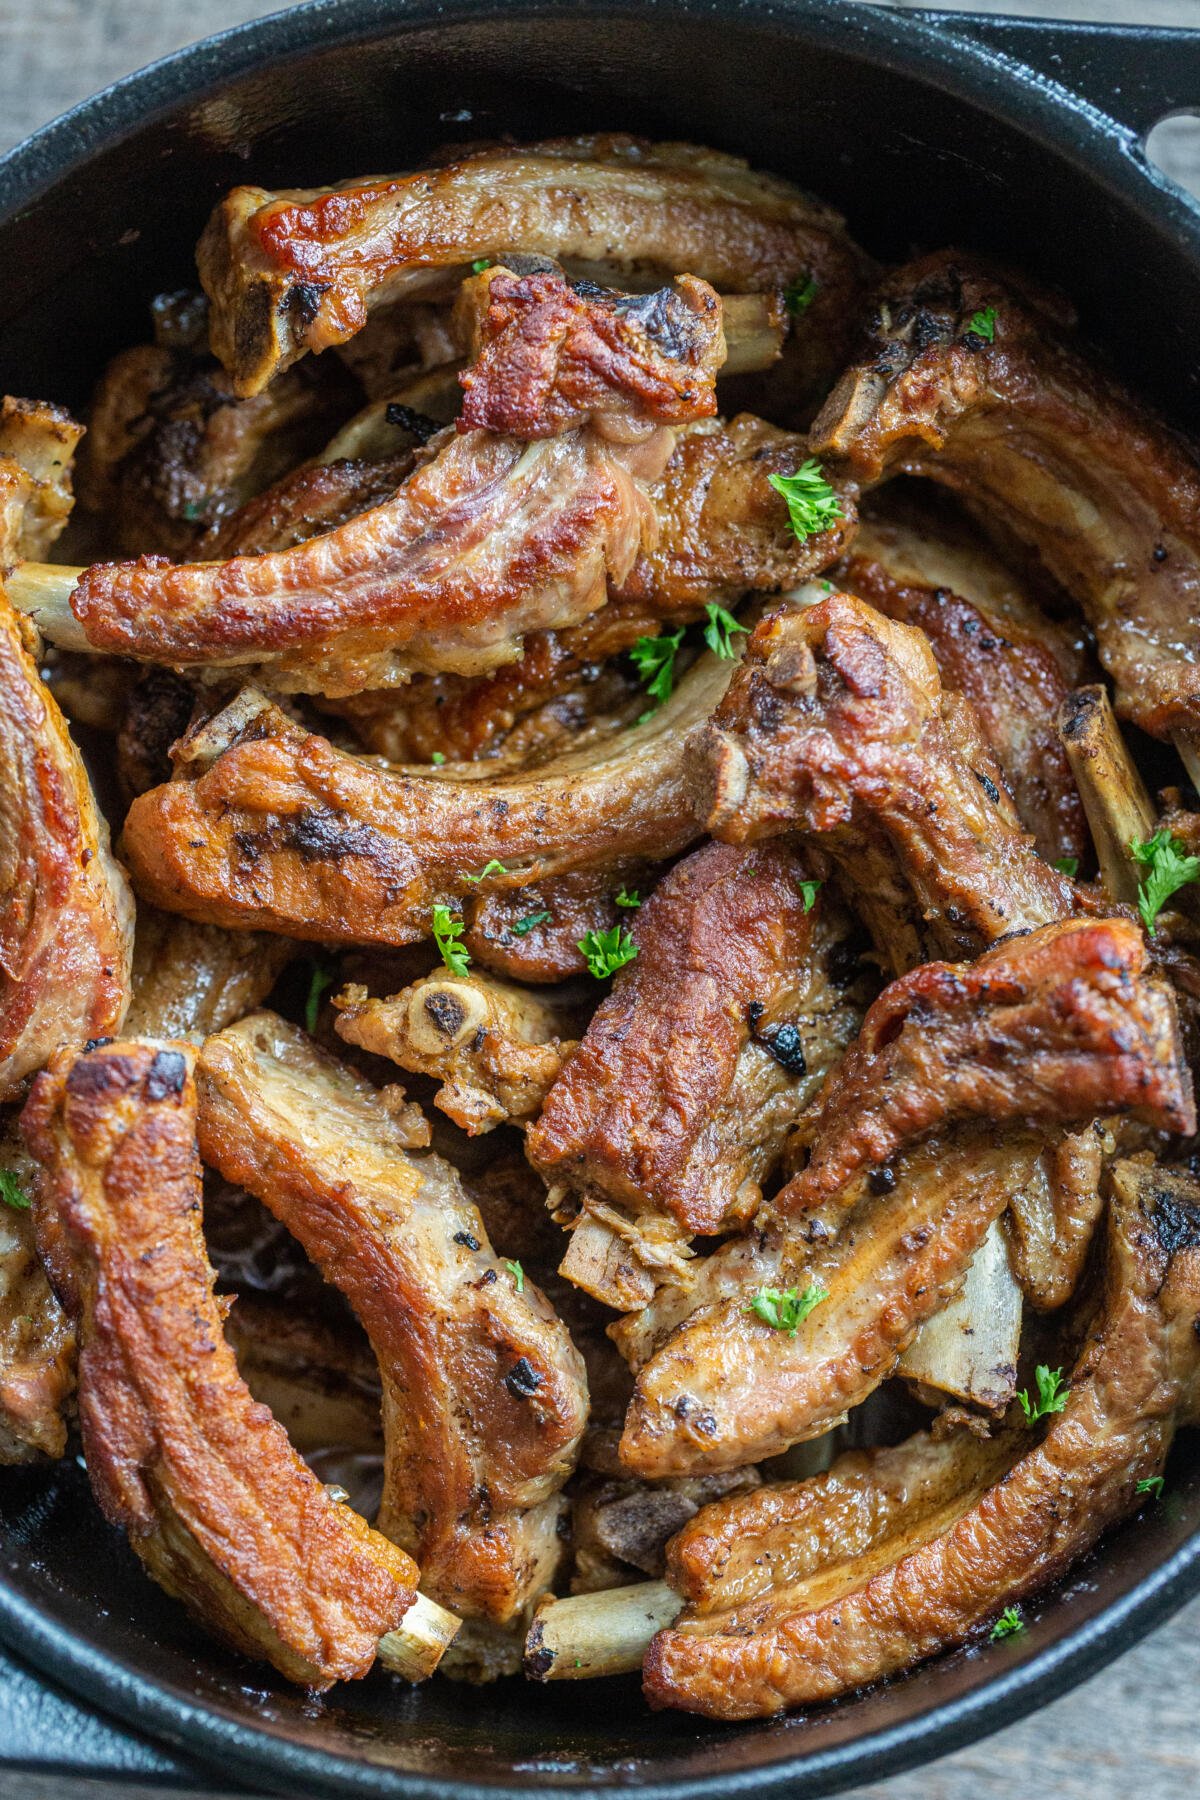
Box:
845;518;1088;865
0;589;133;1101
124;906;294;1043
0;395;83;562
198;135;869;396
195;1012;589;1624
697;593;1079;970
810;250;1200;745
528;841;867;1251
643;1163;1200;1717
334;970;579;1136
120;650;732;946
616;917;1193;1475
784;916;1195;1217
19;1039;429;1688
0;1123;74;1464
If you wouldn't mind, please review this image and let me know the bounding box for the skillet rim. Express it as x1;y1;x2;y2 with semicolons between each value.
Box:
2;1;1200;1793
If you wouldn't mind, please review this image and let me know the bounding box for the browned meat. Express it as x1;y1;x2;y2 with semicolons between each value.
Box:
116;668;198;798
616;414;854;614
0;396;83;560
464;864;657;987
458;267;725;437
783;918;1192;1217
1004;1124;1110;1312
206;450;419;557
0;1123;74;1463
198;136;869;398
571;1466;760;1592
21;1039;428;1688
810;251;1200;744
0;588;133;1100
77;342;357;557
124;906;294;1042
223;1292;383;1466
698;593;1079;970
844;515;1087;864
335;969;581;1135
121;650;732;946
196;1013;589;1624
528;842;869;1307
617;919;1192;1476
643;1160;1200;1717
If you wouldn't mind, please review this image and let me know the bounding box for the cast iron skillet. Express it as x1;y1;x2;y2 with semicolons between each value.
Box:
3;3;1200;1794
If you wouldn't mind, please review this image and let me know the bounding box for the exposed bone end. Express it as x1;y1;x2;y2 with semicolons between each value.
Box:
4;561;91;652
376;1590;462;1681
693;724;751;836
524;1580;681;1680
172;688;278;774
1057;684;1155;902
718;293;788;375
1174;731;1200;799
559;1214;657;1312
898;1218;1021;1412
407;979;488;1053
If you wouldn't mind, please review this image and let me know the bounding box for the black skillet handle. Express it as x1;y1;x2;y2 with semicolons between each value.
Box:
908;9;1200;141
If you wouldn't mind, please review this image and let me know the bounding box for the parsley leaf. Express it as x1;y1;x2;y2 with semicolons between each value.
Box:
431;751;446;766
1130;829;1200;934
1017;1364;1069;1425
432;903;471;976
989;1605;1024;1641
797;878;821;912
512;909;552;937
745;1282;826;1337
967;305;998;343
304;964;334;1034
470;257;492;274
463;859;508;884
1053;857;1079;877
578;924;638;980
1136;1475;1165;1500
0;1170;31;1212
784;273;817;316
768;460;843;541
703;601;748;660
615;888;641;909
630;629;685;710
505;1258;525;1294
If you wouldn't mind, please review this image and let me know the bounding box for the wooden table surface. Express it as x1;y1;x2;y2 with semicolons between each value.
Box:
1;0;1199;1795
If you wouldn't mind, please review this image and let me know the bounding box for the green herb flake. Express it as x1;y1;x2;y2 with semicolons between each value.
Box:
512;909;552;938
432;902;471;976
630;628;685;710
1053;857;1079;877
463;859;508;884
0;1170;31;1212
745;1282;827;1337
430;751;446;766
797;878;821;912
1130;828;1200;934
578;924;638;980
703;601;748;661
505;1259;525;1294
1136;1475;1165;1501
966;305;998;343
615;889;641;909
989;1605;1025;1642
783;273;817;317
1017;1364;1069;1426
470;257;492;274
304;964;334;1034
768;460;843;541
181;498;207;521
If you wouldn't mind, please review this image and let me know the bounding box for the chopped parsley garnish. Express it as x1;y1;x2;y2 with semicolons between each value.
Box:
1136;1475;1165;1500
512;909;552;937
463;859;508;884
431;751;446;766
0;1170;31;1212
703;601;748;660
989;1605;1025;1642
784;273;817;316
966;305;998;343
745;1282;826;1337
181;498;207;522
471;257;492;274
768;460;843;541
615;888;641;909
630;628;685;711
796;878;821;912
432;903;471;976
505;1259;525;1294
1130;828;1200;934
1053;857;1079;878
578;924;638;980
1017;1364;1069;1425
304;964;334;1033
